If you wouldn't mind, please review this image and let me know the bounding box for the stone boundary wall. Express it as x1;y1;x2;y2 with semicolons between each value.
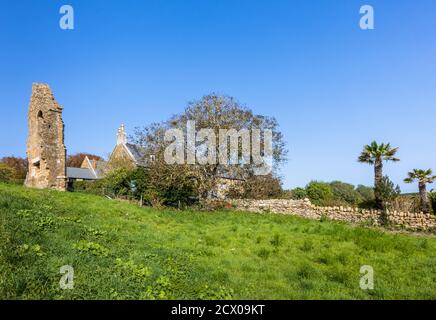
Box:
231;199;436;230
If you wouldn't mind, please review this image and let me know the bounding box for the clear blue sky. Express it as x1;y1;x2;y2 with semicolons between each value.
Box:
1;0;435;192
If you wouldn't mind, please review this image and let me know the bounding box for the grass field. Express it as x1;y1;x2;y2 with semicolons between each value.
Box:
0;183;435;300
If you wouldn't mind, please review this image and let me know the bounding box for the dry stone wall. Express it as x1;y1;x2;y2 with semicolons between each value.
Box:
231;199;436;230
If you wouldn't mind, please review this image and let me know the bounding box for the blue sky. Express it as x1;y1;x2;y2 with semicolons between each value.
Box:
0;0;435;192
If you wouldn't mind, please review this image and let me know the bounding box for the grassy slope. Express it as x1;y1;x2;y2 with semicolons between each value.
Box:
0;183;435;300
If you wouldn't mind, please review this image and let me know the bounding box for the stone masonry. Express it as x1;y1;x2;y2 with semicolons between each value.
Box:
231;199;436;231
24;84;67;191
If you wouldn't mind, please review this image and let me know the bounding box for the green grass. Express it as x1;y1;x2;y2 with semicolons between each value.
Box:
0;183;435;300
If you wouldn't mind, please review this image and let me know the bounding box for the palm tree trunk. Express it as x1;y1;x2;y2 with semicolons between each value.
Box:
418;182;429;213
374;158;383;209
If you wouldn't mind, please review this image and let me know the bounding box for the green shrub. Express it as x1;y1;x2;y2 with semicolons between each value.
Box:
290;187;307;200
330;181;362;205
72;166;197;208
143;188;164;208
305;181;334;206
102;168;134;197
129;168;149;198
0;164;15;182
375;176;401;210
72;180;104;194
85;167;149;198
356;185;376;208
155;181;197;207
356;185;375;202
299;181;376;208
227;174;283;200
430;192;436;214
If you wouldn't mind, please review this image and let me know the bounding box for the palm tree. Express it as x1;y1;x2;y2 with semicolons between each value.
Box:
404;169;436;213
358;141;400;208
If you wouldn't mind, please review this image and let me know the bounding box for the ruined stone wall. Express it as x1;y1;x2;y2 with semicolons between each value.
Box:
25;84;66;191
231;199;436;230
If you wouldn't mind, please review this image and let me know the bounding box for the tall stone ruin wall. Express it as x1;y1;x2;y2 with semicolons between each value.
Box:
231;199;436;230
25;84;66;191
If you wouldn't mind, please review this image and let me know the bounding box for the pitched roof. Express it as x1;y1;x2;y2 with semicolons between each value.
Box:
125;143;148;166
66;167;98;180
94;160;107;178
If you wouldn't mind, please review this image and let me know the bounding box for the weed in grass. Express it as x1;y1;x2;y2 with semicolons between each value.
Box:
417;239;429;250
85;227;106;237
296;263;319;280
327;266;351;285
143;275;172;300
270;234;282;247
205;235;218;247
315;252;333;265
319;215;330;222
18;244;44;257
300;240;314;252
256;248;271;260
115;258;151;280
34;216;56;230
74;240;109;257
198;284;234;300
335;252;350;265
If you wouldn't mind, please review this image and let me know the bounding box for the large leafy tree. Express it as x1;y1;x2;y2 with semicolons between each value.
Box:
0;156;27;180
404;169;436;213
358;141;400;209
133;94;287;199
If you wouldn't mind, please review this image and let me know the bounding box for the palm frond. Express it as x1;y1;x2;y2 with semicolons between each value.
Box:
404;177;414;184
358;141;399;164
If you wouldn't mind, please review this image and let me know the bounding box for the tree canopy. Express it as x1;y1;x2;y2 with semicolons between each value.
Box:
133;94;287;199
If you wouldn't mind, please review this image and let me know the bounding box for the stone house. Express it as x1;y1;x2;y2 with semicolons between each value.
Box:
67;124;153;185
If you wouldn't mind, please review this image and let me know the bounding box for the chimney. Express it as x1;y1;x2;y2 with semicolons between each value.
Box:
117;124;127;145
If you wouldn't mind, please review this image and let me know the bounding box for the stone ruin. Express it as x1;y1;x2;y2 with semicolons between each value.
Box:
24;83;67;191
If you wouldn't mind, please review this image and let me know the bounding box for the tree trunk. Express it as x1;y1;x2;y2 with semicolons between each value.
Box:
419;182;429;213
374;158;383;209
